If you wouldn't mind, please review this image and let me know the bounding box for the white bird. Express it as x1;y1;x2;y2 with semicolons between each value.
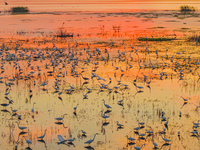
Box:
153;142;158;148
126;135;136;142
137;120;145;126
160;128;166;134
11;107;18;113
181;96;188;102
118;97;124;104
193;120;199;126
139;132;146;138
55;113;67;122
84;133;99;145
160;134;171;143
67;137;75;143
101;110;109;120
23;136;32;146
73;104;79;112
16;122;27;131
37;129;47;139
164;117;169;126
134;144;145;150
31;102;36;113
57;135;67;144
191;130;198;135
134;126;140;132
116;121;124;128
81;130;87;136
102;99;112;109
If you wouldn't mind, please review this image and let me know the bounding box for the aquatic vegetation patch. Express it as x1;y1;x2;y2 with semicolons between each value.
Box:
11;6;29;14
55;27;73;38
137;37;175;41
180;5;196;13
187;34;200;43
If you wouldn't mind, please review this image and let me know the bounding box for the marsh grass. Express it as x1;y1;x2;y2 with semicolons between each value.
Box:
11;6;29;14
180;5;196;13
138;37;175;41
55;27;73;38
187;34;200;43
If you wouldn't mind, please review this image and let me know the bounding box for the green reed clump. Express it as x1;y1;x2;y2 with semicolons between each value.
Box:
180;5;196;13
11;6;29;13
138;37;174;41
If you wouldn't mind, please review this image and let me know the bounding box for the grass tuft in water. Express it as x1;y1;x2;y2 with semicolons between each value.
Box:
180;5;196;13
187;34;200;43
55;27;73;38
11;6;29;14
137;37;175;41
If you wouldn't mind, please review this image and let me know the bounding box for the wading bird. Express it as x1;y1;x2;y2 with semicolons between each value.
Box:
126;135;136;143
134;144;145;150
37;129;47;140
55;113;67;122
16;122;27;131
102;99;112;109
23;136;32;147
84;133;99;145
160;134;171;143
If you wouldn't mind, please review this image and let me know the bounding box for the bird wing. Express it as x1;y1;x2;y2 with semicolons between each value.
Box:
58;135;65;142
84;139;92;144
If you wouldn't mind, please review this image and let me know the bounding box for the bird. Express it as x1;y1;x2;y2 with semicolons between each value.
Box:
178;131;180;139
116;121;124;128
193;120;199;127
14;141;19;150
153;142;158;149
73;104;79;112
139;132;146;138
81;130;87;136
1;103;10;109
84;133;99;145
164;117;169;126
18;115;22;120
80;73;90;81
4;88;10;96
137;120;145;126
160;128;166;134
11;107;17;113
5;2;8;5
160;134;171;143
126;135;136;142
102;99;112;109
190;130;198;136
16;122;27;131
55;113;67;122
23;136;32;147
134;144;145;150
101;110;109;121
181;96;188;102
37;129;47;140
117;97;124;104
67;137;75;143
57;135;67;144
146;129;153;135
31;102;36;113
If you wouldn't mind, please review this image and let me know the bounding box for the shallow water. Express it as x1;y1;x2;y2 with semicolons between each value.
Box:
0;36;200;150
1;4;200;150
